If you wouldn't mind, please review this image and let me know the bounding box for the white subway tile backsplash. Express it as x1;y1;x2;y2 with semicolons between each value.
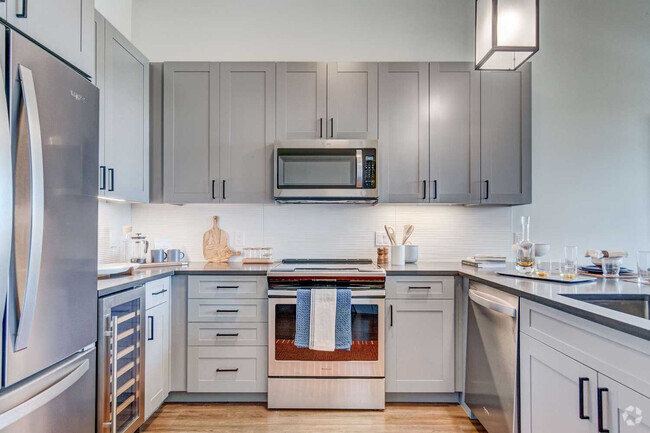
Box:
130;204;512;262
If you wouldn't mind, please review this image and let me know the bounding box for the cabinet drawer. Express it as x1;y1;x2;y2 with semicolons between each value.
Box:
187;346;267;393
188;276;267;299
188;323;268;346
188;299;268;323
386;276;454;299
146;277;170;309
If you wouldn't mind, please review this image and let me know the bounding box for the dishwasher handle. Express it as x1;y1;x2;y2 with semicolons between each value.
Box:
469;289;517;318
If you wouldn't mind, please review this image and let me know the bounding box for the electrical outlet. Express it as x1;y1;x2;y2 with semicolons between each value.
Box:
375;231;390;247
233;231;245;247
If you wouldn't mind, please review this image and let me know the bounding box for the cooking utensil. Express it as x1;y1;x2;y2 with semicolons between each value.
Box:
384;225;397;246
402;224;414;245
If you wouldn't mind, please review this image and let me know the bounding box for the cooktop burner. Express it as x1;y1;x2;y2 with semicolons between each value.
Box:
281;259;374;265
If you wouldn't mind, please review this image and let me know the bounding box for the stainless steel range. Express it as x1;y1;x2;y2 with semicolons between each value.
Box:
267;259;386;409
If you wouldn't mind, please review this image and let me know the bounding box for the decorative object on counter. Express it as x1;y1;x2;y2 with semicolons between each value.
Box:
405;245;418;263
401;224;414;245
129;232;149;264
242;247;274;264
97;262;140;279
515;216;535;273
376;247;388;264
638;251;650;283
462;255;506;268
384;225;397;246
535;258;551;278
585;249;628;266
202;216;241;263
497;271;596;284
390;245;405;266
561;246;579;280
166;248;185;262
533;243;550;258
151;248;167;263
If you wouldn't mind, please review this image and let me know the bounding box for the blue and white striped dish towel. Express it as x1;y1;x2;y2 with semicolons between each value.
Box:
335;289;352;350
294;289;311;348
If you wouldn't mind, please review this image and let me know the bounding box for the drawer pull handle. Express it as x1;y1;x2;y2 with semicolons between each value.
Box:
216;285;240;289
216;309;240;313
408;286;431;290
597;387;610;433
216;333;240;337
216;368;239;372
151;289;167;296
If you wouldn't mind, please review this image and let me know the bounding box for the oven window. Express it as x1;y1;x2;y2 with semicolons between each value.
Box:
277;149;357;189
274;304;379;361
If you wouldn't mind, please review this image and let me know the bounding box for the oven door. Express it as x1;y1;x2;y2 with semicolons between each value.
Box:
268;295;385;378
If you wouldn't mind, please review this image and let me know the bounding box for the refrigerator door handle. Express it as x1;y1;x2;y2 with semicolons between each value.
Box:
14;65;45;351
0;357;89;429
0;61;12;330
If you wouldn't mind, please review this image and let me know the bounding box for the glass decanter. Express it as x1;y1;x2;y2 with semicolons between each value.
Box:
515;216;535;273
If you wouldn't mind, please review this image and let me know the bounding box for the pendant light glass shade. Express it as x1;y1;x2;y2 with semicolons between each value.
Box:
475;0;539;70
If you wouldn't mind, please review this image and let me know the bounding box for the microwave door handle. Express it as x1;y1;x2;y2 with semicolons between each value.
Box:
0;61;11;330
15;65;45;351
356;150;362;188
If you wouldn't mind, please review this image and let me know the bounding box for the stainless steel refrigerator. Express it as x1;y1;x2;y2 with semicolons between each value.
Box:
0;25;99;432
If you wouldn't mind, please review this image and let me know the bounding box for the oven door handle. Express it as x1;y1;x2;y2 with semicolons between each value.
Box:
268;289;386;298
469;289;517;318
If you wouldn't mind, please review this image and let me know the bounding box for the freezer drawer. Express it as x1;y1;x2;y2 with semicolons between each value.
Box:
0;348;96;433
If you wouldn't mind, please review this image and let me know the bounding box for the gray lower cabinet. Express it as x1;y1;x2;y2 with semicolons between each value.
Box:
220;63;275;203
599;374;650;433
163;62;219;203
7;0;94;76
327;62;378;139
520;332;598;433
480;62;532;204
378;62;429;203
276;62;327;140
186;276;268;393
429;62;481;204
386;299;455;393
96;11;150;202
144;277;171;420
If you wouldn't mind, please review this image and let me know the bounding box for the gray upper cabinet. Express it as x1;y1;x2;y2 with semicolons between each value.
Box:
327;62;378;139
101;19;150;202
0;2;6;20
276;62;326;140
163;62;219;203
378;62;429;203
429;62;481;204
8;0;94;76
220;63;275;203
480;62;532;204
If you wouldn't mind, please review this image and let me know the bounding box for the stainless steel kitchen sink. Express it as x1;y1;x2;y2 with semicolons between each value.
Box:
560;294;650;320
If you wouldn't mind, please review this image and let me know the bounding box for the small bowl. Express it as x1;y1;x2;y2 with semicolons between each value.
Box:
534;244;550;257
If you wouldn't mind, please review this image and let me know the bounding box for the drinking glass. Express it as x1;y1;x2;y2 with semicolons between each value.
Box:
637;251;650;283
561;246;578;280
601;257;621;276
535;258;551;278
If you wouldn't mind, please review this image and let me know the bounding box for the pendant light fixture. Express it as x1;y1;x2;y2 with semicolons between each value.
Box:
475;0;539;70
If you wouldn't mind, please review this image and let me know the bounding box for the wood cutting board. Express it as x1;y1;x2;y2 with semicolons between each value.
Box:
203;216;241;263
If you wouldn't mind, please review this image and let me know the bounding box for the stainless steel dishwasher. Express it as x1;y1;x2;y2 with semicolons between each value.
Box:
465;281;519;433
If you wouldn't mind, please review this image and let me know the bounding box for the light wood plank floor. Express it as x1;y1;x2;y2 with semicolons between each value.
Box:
141;403;487;433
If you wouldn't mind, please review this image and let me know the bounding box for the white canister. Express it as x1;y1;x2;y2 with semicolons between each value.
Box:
405;245;419;263
391;245;405;266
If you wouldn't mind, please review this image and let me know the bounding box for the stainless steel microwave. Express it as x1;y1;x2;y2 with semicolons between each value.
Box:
273;140;378;204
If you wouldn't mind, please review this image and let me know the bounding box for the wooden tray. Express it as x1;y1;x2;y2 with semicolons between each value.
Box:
138;261;186;269
497;271;597;284
578;271;637;279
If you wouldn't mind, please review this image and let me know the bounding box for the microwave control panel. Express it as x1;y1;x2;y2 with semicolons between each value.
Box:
362;149;376;189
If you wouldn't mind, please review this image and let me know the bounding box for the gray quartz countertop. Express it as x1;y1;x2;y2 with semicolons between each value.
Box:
97;260;650;340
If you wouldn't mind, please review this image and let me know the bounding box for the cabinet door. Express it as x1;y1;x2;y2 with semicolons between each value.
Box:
104;21;149;202
94;12;106;195
430;62;481;204
378;63;429;203
0;1;6;21
520;333;598;433
480;62;532;204
277;62;326;140
145;301;170;420
327;62;378;139
7;0;94;76
220;62;275;203
163;62;219;203
386;299;454;393
599;374;650;433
